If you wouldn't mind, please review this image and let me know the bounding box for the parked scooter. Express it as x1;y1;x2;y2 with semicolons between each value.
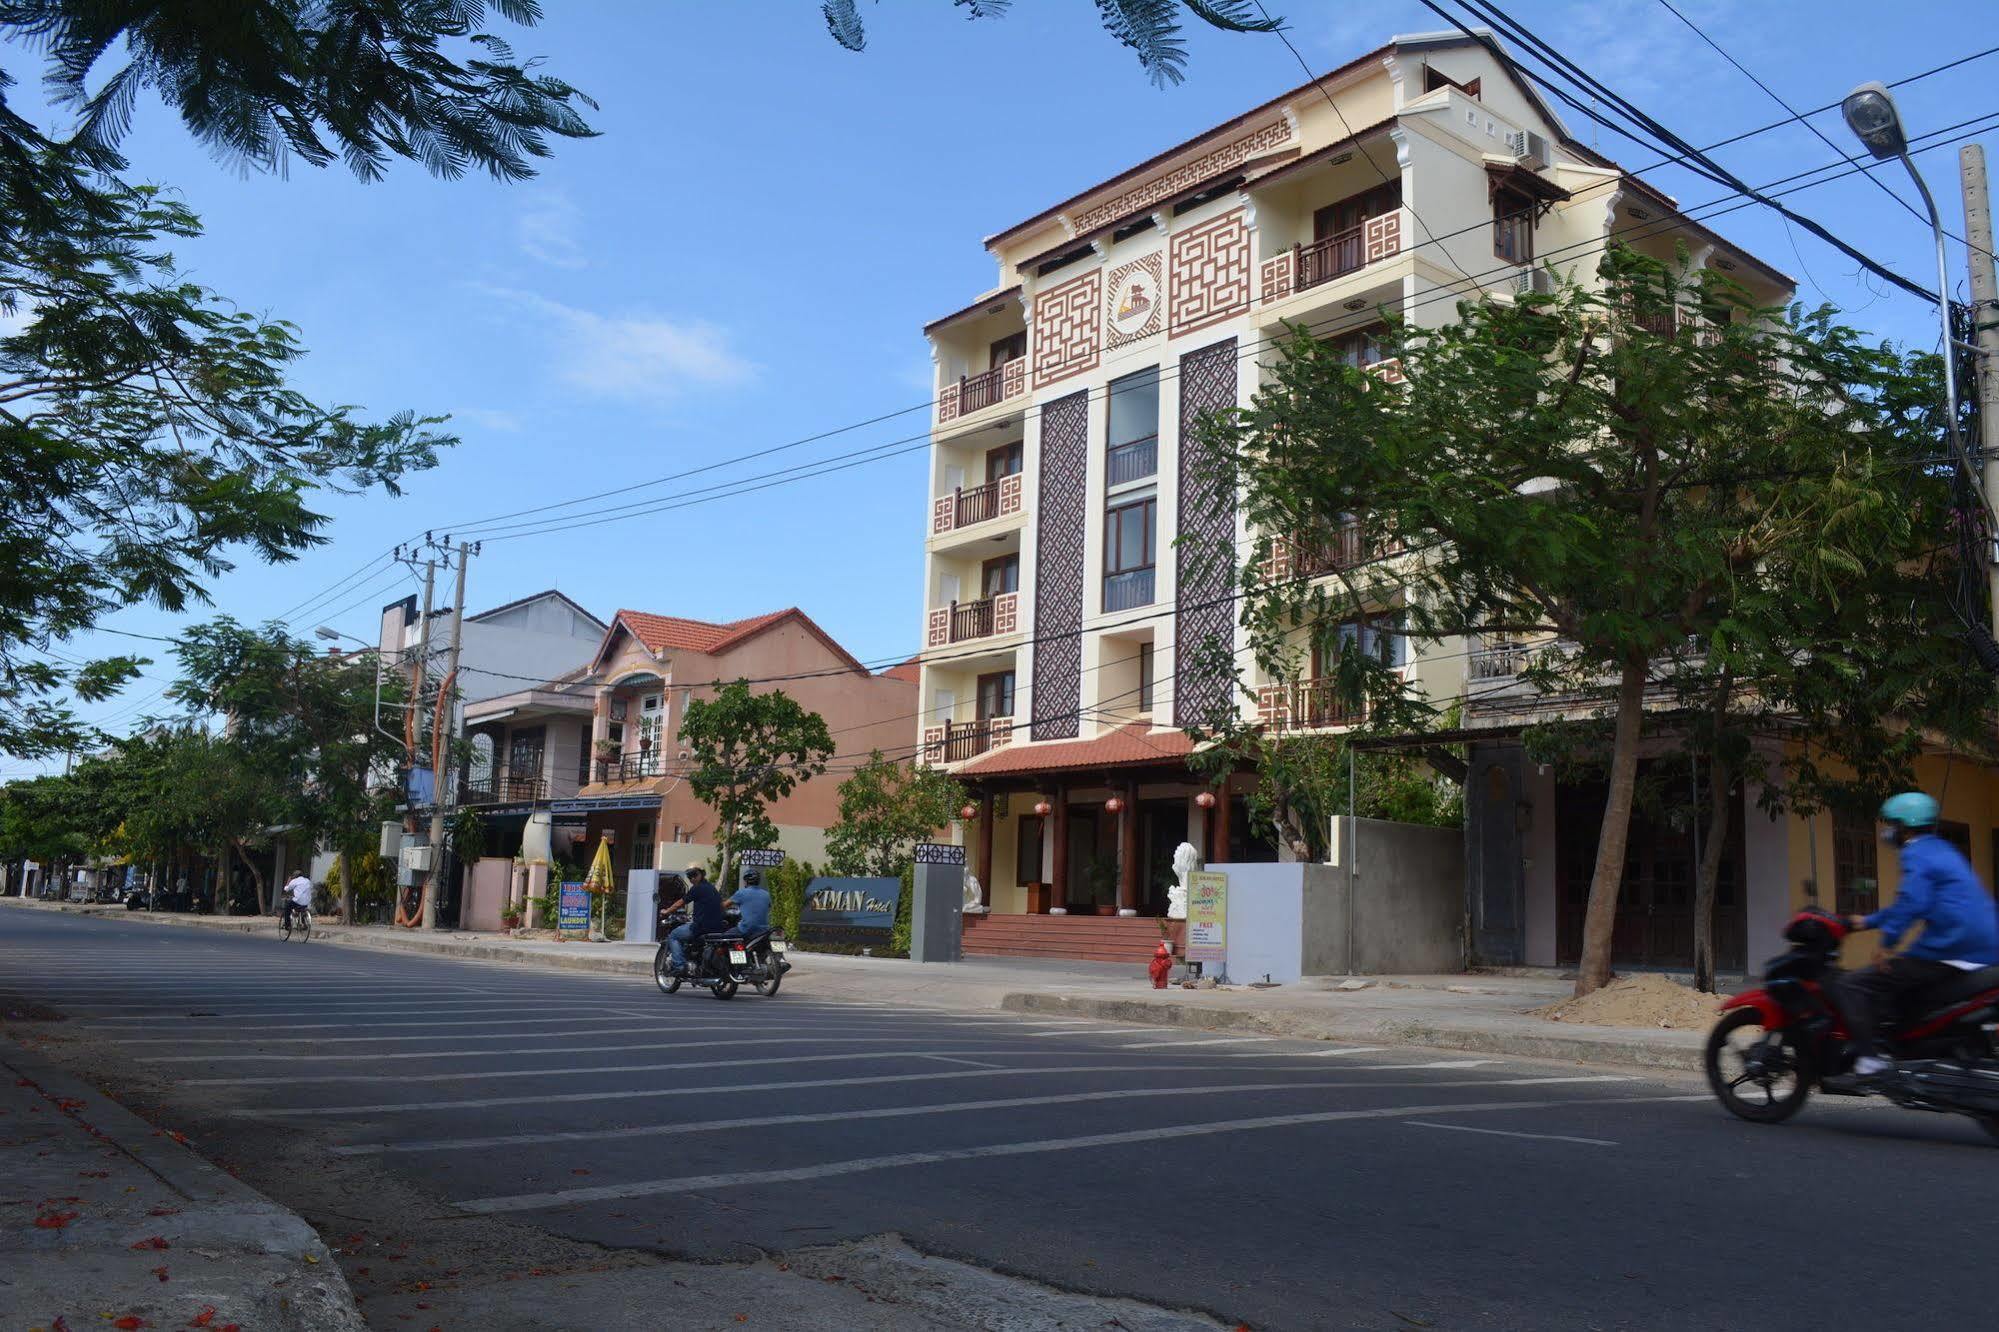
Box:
1705;907;1999;1142
124;887;152;911
654;906;748;1000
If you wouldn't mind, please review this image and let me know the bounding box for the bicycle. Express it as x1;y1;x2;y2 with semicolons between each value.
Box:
280;901;311;942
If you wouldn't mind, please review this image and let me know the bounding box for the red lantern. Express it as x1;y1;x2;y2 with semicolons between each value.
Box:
1033;800;1052;817
959;802;978;820
1104;796;1125;814
1195;790;1217;809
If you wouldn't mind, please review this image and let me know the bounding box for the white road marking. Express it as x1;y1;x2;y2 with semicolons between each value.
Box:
1016;1027;1169;1038
1404;1121;1618;1147
1234;1046;1388;1058
83;1002;516;1022
150;1033;1045;1066
99;1015;675;1043
918;1055;1004;1069
453;1093;1707;1213
330;1075;1638;1157
188;1046;1070;1087
1117;1035;1279;1049
228;1064;1223;1112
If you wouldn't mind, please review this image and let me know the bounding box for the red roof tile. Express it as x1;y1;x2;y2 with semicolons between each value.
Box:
877;657;923;685
597;607;871;677
957;723;1194;776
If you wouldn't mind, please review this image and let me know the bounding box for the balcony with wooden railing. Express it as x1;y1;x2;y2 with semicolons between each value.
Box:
938;357;1028;426
1255;678;1366;732
1258;208;1405;305
925;591;1020;648
931;471;1024;538
1263;520;1402;581
920;715;1016;765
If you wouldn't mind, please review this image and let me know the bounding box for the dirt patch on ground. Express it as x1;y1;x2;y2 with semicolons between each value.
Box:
1532;973;1726;1030
0;992;67;1021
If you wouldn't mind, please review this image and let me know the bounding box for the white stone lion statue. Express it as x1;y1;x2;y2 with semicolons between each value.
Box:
1169;841;1201;920
962;872;987;914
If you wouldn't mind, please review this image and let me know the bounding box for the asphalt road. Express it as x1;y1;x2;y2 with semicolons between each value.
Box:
4;908;1995;1331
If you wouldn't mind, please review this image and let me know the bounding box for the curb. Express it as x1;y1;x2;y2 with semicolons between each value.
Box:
0;1035;365;1329
1000;992;1705;1074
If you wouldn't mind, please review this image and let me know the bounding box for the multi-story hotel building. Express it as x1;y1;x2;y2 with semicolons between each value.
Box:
915;30;1820;966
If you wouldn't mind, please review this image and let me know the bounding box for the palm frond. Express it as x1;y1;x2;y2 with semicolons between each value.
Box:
1183;0;1283;33
823;0;869;52
1094;0;1189;87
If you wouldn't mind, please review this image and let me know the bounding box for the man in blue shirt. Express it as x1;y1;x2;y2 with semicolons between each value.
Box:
1837;791;1999;1082
728;867;773;938
667;864;727;975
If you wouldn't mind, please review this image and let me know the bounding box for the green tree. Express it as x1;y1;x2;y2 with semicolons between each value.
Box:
1209;247;1988;995
166;617;402;916
825;750;965;878
0;2;593;758
820;0;1280;87
679;681;834;890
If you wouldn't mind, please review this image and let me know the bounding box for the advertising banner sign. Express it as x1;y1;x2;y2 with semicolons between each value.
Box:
557;880;591;934
1185;871;1228;964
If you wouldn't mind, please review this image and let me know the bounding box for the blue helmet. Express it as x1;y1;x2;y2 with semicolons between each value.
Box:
1879;791;1939;830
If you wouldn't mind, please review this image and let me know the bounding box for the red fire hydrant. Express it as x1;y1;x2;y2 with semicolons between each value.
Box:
1148;940;1173;989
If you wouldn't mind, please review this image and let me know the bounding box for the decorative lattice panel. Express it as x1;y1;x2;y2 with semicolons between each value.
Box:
1175;337;1239;729
1168;210;1251;339
1032;390;1089;740
1031;270;1102;390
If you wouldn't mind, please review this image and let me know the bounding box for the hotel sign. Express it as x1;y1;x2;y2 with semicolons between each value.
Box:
802;876;902;933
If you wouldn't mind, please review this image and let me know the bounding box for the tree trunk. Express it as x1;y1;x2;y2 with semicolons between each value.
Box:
1693;752;1733;994
1575;654;1650;996
232;839;268;916
337;849;353;925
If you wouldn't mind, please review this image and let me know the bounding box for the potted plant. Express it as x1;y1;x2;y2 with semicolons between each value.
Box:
499;908;523;931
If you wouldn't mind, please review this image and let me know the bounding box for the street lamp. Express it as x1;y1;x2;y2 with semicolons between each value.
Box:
1841;82;1966;475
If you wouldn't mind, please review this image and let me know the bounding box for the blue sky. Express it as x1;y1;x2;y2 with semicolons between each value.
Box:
11;0;1999;773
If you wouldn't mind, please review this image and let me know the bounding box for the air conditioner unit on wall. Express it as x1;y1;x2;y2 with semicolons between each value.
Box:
1506;130;1551;171
1513;267;1554;297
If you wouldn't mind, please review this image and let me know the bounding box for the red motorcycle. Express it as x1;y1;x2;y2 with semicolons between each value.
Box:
1705;907;1999;1143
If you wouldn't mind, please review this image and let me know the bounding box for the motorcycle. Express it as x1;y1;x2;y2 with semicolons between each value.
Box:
1705;906;1999;1143
737;919;793;997
124;887;153;911
653;906;749;1001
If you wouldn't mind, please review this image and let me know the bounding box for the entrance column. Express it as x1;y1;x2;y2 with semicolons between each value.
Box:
976;791;994;907
1117;779;1139;913
1050;783;1069;911
1211;780;1233;863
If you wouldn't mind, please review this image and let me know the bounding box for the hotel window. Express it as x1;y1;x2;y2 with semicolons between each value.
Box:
1105;366;1159;487
985;440;1023;483
633;821;656;871
976;671;1015;721
1328;323;1388;369
1833;809;1878;917
989;330;1026;368
1104;497;1157;612
982;553;1020;598
1323;612;1407;671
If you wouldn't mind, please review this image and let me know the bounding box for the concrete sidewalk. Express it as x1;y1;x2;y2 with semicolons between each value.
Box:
0;1033;360;1329
5;897;1711;1073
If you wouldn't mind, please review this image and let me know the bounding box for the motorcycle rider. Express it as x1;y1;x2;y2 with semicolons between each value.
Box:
727;867;773;939
1833;791;1999;1086
667;864;726;976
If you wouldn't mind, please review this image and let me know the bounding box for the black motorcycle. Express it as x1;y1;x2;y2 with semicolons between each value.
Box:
1707;907;1999;1142
737;922;793;997
124;887;152;911
654;907;748;1001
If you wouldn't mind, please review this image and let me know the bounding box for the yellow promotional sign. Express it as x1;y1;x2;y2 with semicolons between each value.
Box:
1186;871;1227;964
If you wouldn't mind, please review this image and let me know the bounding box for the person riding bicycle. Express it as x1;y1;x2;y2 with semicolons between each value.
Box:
727;867;772;940
280;871;314;931
667;864;726;975
1833;791;1999;1087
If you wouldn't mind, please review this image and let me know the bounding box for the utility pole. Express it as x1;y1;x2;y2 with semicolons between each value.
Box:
1961;145;1999;622
391;548;436;929
422;538;473;930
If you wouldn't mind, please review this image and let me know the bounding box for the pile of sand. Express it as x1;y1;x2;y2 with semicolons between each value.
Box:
1532;972;1726;1030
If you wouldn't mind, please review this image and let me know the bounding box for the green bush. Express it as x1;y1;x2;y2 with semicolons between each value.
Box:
766;858;814;939
889;864;913;956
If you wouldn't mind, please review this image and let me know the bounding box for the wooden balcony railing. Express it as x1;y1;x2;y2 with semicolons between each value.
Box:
1256;678;1365;731
931;472;1022;537
1259;209;1405;304
921;716;1015;764
938;356;1028;424
925;591;1019;647
1264;521;1401;581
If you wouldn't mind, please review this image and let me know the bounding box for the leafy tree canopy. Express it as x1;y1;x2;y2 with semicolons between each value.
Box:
821;0;1280;87
825;750;965;878
680;680;834;886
